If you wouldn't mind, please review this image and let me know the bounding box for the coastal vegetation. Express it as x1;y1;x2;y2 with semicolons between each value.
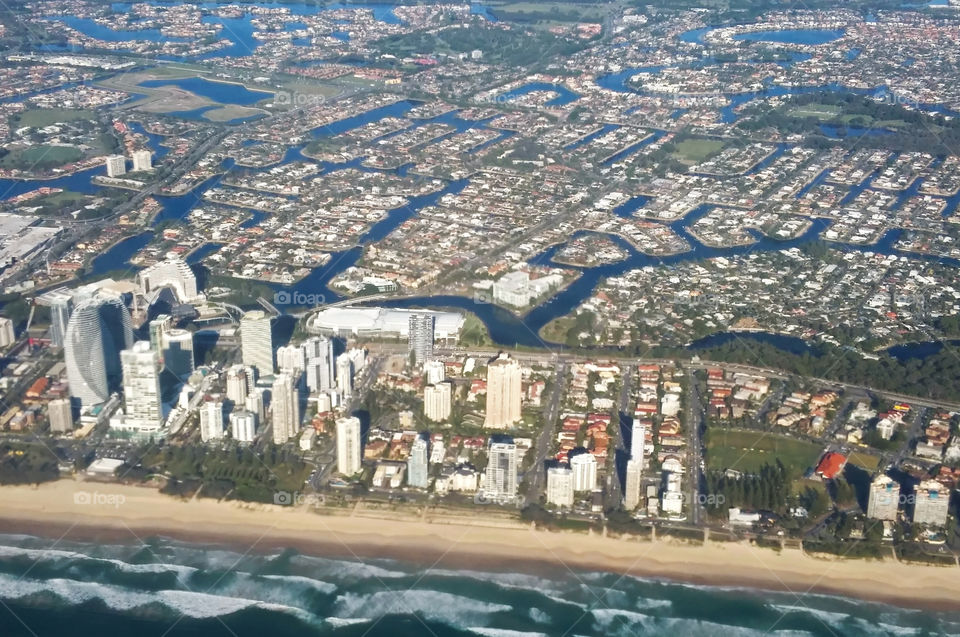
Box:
129;442;312;503
0;442;59;485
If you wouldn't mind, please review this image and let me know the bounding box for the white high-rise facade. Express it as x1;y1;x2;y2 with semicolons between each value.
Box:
240;311;274;375
630;421;646;462
483;441;518;500
407;435;429;488
271;373;300;444
138;257;199;302
199;399;225;442
546;465;574;507
423;382;452;422
0;317;14;347
132;149;153;172
230;410;257;442
913;480;950;527
570;452;597;492
336;416;362;476
106;154;126;177
245;389;264;422
336;353;353;398
867;475;900;521
408;313;435;365
624;459;643;510
117;341;163;433
423;359;446;385
484;354;522;429
226;365;250;404
65;296;133;407
304;337;335;392
48;398;74;433
276;344;306;374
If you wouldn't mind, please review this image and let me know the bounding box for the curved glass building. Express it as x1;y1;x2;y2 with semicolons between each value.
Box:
64;296;133;407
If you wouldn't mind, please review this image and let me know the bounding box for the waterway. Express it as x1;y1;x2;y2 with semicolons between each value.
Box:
16;14;960;356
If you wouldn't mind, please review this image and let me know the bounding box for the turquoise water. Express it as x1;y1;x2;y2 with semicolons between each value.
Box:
0;534;954;636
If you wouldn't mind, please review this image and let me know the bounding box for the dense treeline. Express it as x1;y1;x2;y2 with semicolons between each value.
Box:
0;442;59;485
705;461;789;515
135;443;311;503
690;340;960;401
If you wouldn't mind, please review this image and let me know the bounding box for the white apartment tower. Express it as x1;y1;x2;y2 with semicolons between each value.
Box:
0;317;14;348
630;421;646;463
424;359;446;385
245;389;265;422
132;149;153;172
226;365;250;404
483;440;518;500
407;434;429;488
913;480;950;527
304;336;335;392
47;398;74;434
484;353;522;429
336;353;353;398
230;410;257;443
199;399;225;442
116;341;163;433
423;382;452;422
276;344;306;374
866;475;900;521
570;452;598;492
336;416;362;476
624;459;643;510
408;313;435;365
270;373;300;444
240;310;274;375
105;154;126;177
546;465;574;507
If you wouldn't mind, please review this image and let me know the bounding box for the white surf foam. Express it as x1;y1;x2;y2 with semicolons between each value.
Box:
332;589;512;626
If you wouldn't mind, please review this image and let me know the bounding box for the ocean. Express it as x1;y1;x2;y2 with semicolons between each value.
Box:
0;533;956;637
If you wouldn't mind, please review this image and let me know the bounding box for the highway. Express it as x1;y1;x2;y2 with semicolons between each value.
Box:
685;372;704;526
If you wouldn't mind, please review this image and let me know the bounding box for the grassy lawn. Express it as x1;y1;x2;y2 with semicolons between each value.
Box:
706;428;823;478
0;145;83;170
460;312;492;347
12;108;94;128
845;448;881;472
786;104;841;120
672;138;725;163
792;477;827;498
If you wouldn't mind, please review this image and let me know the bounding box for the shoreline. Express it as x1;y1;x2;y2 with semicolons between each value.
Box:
1;480;960;612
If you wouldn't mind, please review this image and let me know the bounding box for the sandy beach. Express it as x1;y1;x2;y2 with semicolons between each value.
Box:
1;480;958;611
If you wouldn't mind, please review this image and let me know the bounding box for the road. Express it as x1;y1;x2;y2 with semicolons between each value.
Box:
607;365;633;508
685;371;704;526
524;358;563;504
889;406;928;468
